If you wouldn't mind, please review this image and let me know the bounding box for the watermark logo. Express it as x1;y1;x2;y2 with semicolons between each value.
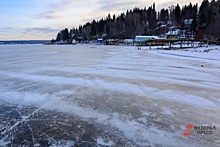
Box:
183;124;193;136
183;124;216;136
194;126;216;135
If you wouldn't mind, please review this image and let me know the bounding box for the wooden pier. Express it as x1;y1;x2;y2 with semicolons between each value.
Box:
135;38;220;50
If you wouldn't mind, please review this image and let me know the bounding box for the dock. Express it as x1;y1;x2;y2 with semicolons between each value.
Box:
135;38;220;50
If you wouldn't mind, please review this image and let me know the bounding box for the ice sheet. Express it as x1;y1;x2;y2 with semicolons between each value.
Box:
0;44;220;147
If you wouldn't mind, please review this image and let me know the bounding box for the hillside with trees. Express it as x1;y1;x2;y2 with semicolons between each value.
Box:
53;0;220;42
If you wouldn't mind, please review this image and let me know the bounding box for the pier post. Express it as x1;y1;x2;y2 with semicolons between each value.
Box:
206;41;209;47
169;41;171;50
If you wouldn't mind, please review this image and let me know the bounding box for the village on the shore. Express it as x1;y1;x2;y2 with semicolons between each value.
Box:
44;1;220;49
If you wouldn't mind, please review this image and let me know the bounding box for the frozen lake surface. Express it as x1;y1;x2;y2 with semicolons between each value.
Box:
0;44;220;147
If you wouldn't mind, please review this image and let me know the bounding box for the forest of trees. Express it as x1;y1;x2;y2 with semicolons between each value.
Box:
54;0;220;42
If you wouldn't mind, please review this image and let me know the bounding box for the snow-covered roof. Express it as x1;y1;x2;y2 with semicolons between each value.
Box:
102;34;107;37
169;26;175;29
184;19;193;25
165;30;180;36
160;24;167;28
124;39;133;43
135;36;159;42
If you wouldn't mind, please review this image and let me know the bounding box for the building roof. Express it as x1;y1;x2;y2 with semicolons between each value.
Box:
184;19;193;25
165;29;180;36
135;36;159;42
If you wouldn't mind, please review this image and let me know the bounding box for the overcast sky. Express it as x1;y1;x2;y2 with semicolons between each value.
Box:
0;0;202;40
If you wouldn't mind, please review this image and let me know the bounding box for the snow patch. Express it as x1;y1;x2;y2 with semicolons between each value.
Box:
150;90;216;107
97;137;114;146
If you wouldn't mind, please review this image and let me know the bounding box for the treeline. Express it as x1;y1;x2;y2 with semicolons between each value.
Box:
54;0;220;42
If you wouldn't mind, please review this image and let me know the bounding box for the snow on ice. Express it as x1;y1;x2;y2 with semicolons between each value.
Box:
0;44;220;147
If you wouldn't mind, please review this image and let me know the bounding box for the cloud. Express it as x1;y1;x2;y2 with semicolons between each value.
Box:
156;0;201;11
98;0;136;11
1;0;204;40
73;0;157;23
73;0;157;25
75;12;107;24
24;27;59;34
96;0;200;13
32;10;62;19
96;0;151;12
31;0;91;20
31;0;200;24
0;27;59;40
0;27;23;32
31;0;71;19
23;27;59;39
0;27;58;34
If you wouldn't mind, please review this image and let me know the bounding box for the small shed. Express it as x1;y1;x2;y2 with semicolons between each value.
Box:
135;36;159;42
97;38;103;43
